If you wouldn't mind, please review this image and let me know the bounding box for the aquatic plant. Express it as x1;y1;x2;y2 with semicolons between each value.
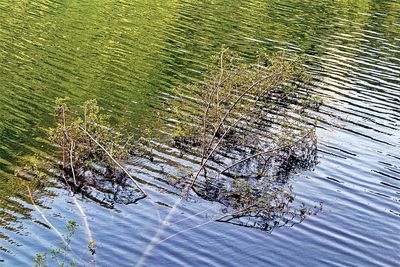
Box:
16;99;146;264
16;98;147;207
34;220;78;267
18;48;322;266
136;49;323;266
161;48;322;230
170;49;319;177
47;98;146;198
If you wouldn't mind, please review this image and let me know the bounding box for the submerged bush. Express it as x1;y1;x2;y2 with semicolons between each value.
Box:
163;48;322;229
17;49;322;256
170;49;319;176
17;98;146;207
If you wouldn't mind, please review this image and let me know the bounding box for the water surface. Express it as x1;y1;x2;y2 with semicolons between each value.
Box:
0;0;399;266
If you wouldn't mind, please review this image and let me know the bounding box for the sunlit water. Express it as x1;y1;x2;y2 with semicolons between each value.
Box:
0;0;399;266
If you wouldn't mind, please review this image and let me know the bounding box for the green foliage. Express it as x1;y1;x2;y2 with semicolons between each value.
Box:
50;98;134;175
218;178;321;230
166;48;322;230
34;253;47;267
19;98;136;191
34;220;78;267
172;48;318;153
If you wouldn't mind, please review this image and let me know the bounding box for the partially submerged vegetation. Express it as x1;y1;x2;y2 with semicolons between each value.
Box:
16;98;148;264
164;48;322;229
16;48;322;264
17;98;146;207
50;98;145;197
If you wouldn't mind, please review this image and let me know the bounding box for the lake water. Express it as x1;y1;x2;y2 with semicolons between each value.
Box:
0;0;399;266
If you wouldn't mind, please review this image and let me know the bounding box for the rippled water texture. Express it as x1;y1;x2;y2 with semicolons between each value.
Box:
0;0;399;266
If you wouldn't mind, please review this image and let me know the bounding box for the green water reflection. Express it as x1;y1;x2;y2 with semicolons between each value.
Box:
0;0;399;262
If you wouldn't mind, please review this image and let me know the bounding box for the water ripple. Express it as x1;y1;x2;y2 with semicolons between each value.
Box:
0;0;399;266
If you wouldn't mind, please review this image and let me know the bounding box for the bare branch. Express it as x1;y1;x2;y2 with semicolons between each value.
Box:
79;126;147;197
218;130;314;176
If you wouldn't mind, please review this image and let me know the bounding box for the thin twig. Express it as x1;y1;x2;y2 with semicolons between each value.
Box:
68;140;77;186
157;202;258;245
59;107;96;259
201;51;226;166
191;108;260;187
191;72;284;187
26;186;66;244
79;126;147;197
135;186;189;267
218;130;314;175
